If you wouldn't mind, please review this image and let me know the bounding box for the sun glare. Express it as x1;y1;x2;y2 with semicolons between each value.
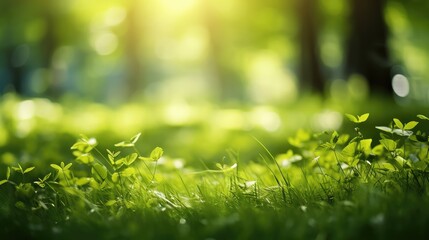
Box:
159;0;197;13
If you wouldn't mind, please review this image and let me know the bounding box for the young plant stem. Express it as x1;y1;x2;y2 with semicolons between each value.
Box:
133;146;153;174
151;160;158;182
333;150;347;178
261;154;287;204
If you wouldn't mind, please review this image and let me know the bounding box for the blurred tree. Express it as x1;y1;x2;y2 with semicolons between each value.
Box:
296;0;325;94
124;0;143;98
201;0;243;101
41;0;61;99
5;46;25;94
0;1;27;95
346;0;392;96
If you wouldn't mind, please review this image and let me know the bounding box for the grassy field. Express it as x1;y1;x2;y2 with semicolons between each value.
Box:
1;94;429;239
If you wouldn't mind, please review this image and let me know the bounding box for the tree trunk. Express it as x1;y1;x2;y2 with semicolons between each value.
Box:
124;0;142;98
201;0;242;101
42;6;60;99
296;0;324;94
346;0;391;96
6;46;24;94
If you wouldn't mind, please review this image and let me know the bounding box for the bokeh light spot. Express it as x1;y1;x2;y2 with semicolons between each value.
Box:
348;74;368;100
104;6;127;26
392;74;410;97
92;31;118;56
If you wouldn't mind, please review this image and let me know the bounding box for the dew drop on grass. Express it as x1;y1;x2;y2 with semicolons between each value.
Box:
179;218;187;224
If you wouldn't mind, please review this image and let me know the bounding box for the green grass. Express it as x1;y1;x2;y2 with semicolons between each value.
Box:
1;95;429;239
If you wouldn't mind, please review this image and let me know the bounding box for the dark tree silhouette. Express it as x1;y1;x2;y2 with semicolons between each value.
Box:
6;46;25;94
296;0;324;94
0;1;28;95
41;2;61;98
346;0;392;96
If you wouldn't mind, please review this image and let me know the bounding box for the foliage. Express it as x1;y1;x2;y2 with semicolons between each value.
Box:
1;108;429;239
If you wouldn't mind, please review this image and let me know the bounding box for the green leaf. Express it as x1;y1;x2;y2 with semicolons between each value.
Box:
112;172;119;183
0;180;8;185
34;180;45;188
15;201;27;210
107;149;114;156
12;164;23;173
50;164;62;171
70;141;87;150
42;173;51;181
23;166;35;174
113;133;141;148
114;141;134;148
130;132;141;144
107;149;120;158
345;114;358;123
358;113;369;123
121;167;136;177
71;137;97;153
138;157;152;161
92;163;107;180
372;144;385;156
414;161;427;171
6;167;10;180
380;139;397;152
330;131;339;144
76;177;91;186
150;147;164;161
412;131;427;142
341;142;357;157
345;113;369;123
11;167;21;172
63;163;72;171
105;200;117;207
393;118;403;129
404;121;418;130
359;139;372;155
392;129;413;137
108;155;115;165
124;153;138;166
318;142;335;151
223;163;237;172
337;134;350;145
376;126;393;133
76;153;94;164
395;156;411;168
417;114;429;120
377;162;396;172
115;158;125;166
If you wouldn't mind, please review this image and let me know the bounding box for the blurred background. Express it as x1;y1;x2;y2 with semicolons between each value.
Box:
1;0;429;165
1;0;429;104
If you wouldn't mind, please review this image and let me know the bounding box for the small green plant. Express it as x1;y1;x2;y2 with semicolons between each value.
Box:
2;111;429;239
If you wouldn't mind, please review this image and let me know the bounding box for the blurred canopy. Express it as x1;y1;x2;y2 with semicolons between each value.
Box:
1;0;429;104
